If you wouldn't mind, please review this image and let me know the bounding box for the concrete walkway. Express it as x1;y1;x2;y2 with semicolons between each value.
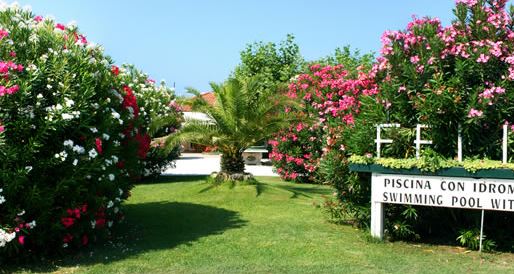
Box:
163;153;278;176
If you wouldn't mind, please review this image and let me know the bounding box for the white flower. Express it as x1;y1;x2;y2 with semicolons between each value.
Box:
91;221;96;229
90;127;98;133
113;207;119;214
0;195;5;204
112;155;119;163
108;174;115;181
107;221;113;228
27;220;36;229
25;166;33;172
72;159;78;166
111;111;120;119
0;229;16;247
54;151;67;161
61;113;73;120
102;133;110;140
64;98;74;107
88;149;98;159
73;145;85;154
63;139;74;148
17;210;25;216
107;200;114;208
36;93;43;99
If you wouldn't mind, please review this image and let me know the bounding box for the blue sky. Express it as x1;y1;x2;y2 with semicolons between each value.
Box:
17;1;462;95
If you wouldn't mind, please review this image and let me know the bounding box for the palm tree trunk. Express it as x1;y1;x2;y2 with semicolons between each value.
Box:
220;150;245;174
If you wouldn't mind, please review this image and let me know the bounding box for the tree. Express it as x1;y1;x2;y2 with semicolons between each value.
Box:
234;34;304;94
164;77;296;177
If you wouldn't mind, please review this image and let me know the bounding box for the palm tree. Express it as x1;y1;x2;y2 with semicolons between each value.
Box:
164;77;295;176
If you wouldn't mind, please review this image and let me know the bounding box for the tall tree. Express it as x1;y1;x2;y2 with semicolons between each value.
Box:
234;34;304;94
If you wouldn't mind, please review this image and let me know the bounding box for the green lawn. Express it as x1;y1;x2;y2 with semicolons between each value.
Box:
8;176;514;273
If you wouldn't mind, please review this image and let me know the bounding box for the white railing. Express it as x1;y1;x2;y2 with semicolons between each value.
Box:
375;123;510;162
375;123;400;159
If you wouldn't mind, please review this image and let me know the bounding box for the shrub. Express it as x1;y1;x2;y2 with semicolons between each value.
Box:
345;0;514;249
116;65;183;177
269;122;323;182
270;64;377;184
372;0;514;158
0;5;174;260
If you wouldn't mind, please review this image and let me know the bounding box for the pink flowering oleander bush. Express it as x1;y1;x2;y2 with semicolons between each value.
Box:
269;122;324;183
0;5;178;260
372;0;514;158
340;0;514;249
270;64;377;183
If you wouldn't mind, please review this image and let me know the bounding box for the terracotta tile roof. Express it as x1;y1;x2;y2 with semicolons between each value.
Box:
181;92;216;111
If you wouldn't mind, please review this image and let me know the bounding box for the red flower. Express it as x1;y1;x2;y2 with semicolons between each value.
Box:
55;23;65;31
82;234;89;246
111;65;119;76
61;217;75;228
73;208;81;219
122;85;139;118
95;138;103;155
95;218;106;228
63;233;73;243
18;235;25;245
134;132;151;159
116;160;125;169
81;203;88;213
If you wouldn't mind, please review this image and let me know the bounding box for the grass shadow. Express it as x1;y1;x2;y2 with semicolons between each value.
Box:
5;202;246;272
253;180;332;199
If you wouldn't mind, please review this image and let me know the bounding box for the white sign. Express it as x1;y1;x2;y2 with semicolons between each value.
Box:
372;173;514;211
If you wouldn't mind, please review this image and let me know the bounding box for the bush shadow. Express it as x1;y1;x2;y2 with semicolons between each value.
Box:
254;181;332;198
5;202;245;272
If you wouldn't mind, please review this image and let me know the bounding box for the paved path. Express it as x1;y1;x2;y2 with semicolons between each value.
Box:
163;153;278;176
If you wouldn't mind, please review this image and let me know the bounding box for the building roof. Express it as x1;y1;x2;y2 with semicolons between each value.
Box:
181;92;216;111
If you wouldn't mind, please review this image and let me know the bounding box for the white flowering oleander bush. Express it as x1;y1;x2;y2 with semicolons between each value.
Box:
0;4;177;260
116;64;183;177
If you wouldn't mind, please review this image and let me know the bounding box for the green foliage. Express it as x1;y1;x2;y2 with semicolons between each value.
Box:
349;154;514;173
457;228;496;251
165;77;296;174
234;34;304;93
308;45;374;77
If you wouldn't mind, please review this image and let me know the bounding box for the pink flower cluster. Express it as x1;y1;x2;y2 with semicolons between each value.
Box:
376;0;514;121
0;59;23;97
287;65;377;127
272;64;377;182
